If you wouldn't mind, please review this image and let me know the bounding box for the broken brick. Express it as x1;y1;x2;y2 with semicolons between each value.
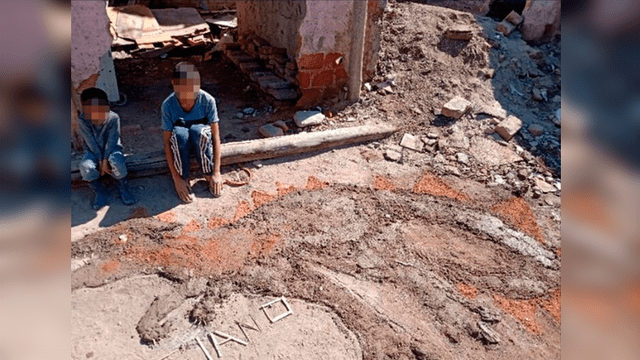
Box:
298;53;324;70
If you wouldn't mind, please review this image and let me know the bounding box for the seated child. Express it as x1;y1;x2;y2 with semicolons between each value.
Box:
161;61;223;202
78;87;135;209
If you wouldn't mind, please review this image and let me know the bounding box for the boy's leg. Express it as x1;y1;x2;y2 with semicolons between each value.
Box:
79;152;108;210
188;124;214;177
107;151;136;205
170;126;192;180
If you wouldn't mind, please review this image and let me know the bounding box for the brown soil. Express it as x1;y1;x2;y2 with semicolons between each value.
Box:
182;219;202;232
101;259;120;273
156;211;176;223
374;175;396;191
413;173;470;201
492;197;544;243
73;183;560;359
276;181;297;196
457;283;478;299
494;293;539;334
207;217;231;230
233;200;253;221
305;176;330;190
539;288;561;323
251;190;276;208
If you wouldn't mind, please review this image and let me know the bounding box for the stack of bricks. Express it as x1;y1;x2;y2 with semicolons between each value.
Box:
219;33;298;101
295;52;348;108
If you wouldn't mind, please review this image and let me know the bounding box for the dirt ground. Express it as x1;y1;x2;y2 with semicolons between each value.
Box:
72;1;561;359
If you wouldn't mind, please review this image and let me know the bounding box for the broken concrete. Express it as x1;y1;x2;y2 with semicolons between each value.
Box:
399;133;424;152
294;110;326;128
494;115;522;141
259;124;285;138
442;96;472;119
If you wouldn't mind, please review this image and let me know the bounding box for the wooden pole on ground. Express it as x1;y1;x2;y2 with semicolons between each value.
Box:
71;123;396;183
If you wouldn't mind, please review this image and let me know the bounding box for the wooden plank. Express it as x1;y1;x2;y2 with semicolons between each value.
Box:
71;124;396;183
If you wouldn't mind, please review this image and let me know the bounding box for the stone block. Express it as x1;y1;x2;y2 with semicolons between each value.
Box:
294;110;325;127
259;124;284;138
494;115;522;141
442;96;472;119
273;120;289;132
496;20;516;36
384;149;402;162
504;10;523;26
445;25;473;40
399;133;424;152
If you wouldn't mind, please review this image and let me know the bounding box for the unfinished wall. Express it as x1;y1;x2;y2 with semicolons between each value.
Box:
71;0;112;149
363;0;386;82
236;0;306;59
295;0;354;108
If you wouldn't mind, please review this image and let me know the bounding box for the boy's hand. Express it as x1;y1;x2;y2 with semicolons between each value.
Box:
99;160;111;176
209;172;223;197
172;176;193;203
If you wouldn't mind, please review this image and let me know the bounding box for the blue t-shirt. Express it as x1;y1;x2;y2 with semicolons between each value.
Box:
160;90;219;131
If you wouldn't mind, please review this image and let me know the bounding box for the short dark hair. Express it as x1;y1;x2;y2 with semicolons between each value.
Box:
80;87;109;106
172;61;200;81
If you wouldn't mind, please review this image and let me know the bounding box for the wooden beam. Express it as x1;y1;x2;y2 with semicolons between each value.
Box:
71;124;396;183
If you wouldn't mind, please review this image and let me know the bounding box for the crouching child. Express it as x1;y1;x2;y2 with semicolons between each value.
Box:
78;87;135;209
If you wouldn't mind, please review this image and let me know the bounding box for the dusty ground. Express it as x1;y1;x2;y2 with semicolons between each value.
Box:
72;1;561;359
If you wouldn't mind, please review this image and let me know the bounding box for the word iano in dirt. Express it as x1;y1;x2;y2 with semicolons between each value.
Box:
195;297;293;359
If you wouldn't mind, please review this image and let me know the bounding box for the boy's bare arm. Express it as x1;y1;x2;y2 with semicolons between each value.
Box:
209;122;223;196
163;131;192;202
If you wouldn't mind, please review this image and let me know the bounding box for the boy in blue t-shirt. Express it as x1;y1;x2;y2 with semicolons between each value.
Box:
161;62;222;202
78;87;136;209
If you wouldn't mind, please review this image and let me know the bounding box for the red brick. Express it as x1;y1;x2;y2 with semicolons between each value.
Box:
296;87;324;109
334;66;348;87
312;70;334;87
298;53;324;70
324;52;344;68
297;71;312;89
323;86;340;99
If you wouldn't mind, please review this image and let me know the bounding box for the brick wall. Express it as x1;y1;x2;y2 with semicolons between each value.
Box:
296;52;348;108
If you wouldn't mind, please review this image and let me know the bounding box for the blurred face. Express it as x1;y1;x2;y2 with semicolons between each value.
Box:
82;99;109;125
172;67;200;111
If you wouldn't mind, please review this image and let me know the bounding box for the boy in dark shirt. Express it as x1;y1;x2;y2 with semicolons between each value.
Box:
78;87;135;209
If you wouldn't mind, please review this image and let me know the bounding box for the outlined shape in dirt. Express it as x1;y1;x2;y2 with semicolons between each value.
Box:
260;297;294;323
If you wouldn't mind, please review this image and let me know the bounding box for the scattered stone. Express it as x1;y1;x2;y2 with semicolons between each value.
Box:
119;234;128;243
273;120;289;132
445;25;473;40
447;131;470;149
494;115;522;141
364;82;372;92
552;95;561;103
534;178;556;193
400;133;424;152
555;182;561;191
259;123;284;138
252;160;263;168
556;108;561;123
478;68;495;79
517;168;528;180
494;175;506;185
243;107;255;115
294;110;326;127
545;198;554;206
445;165;461;177
532;88;544;102
434;153;446;163
412;107;423;115
477;322;500;344
475;305;502;323
384;149;402;162
504;10;523;26
480;104;507;120
426;132;439;139
442;96;472;119
456;152;469;165
496;20;516;36
528;124;544;136
484;127;494;135
470;137;521;166
235;112;244;119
